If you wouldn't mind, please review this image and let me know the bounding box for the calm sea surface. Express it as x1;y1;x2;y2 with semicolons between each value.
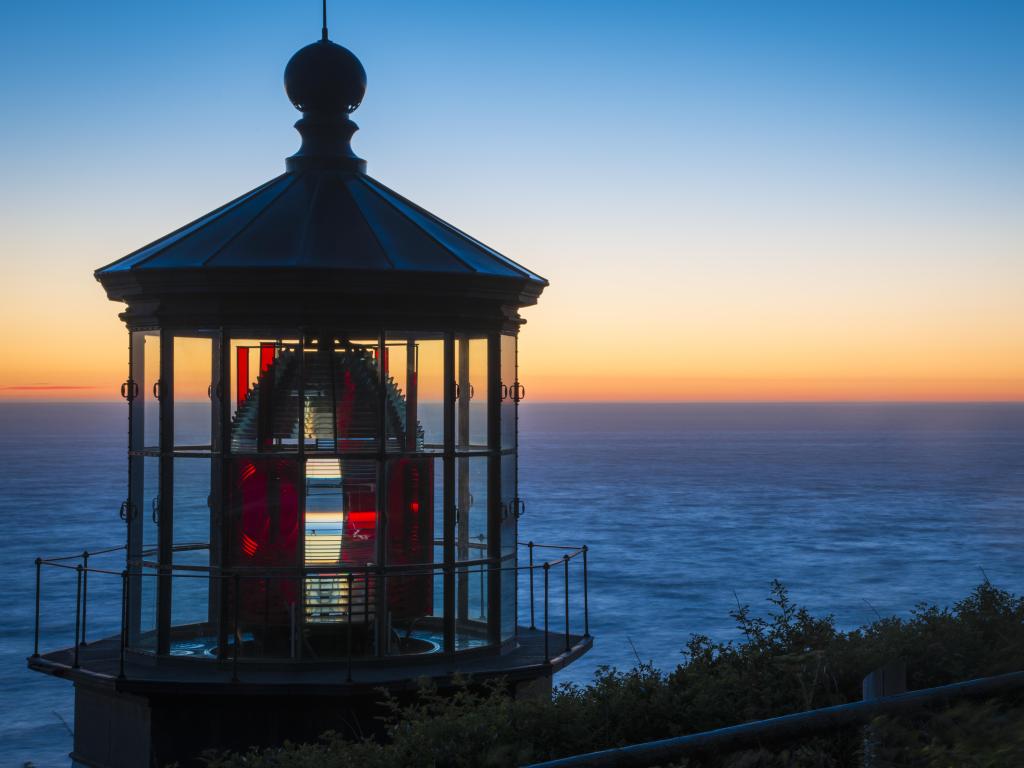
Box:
1;402;1022;766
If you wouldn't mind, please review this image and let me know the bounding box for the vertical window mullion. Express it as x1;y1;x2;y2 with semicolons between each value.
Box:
443;333;455;654
487;332;501;646
156;328;174;655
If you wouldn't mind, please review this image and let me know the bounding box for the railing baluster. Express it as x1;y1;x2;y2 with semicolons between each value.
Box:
582;545;589;637
119;570;127;679
528;541;535;630
33;558;41;658
479;563;485;619
73;564;83;669
543;561;550;664
263;575;270;654
347;572;354;683
564;553;571;652
81;551;90;646
232;573;240;683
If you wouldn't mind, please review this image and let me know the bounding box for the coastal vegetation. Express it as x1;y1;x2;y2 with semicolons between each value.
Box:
207;581;1024;767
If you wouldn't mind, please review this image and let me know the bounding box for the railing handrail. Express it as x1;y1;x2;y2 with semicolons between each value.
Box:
32;538;591;674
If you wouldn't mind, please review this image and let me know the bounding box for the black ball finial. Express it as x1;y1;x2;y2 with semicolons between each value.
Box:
284;40;366;114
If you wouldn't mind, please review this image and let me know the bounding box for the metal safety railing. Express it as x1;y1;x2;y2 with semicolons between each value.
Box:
31;540;589;681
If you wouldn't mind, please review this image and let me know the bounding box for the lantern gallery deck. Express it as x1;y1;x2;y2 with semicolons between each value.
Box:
30;627;591;694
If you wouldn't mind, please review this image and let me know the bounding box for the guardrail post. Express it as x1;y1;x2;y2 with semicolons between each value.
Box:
73;564;83;668
528;542;535;630
543;561;550;664
563;554;571;652
232;573;240;683
119;570;128;679
81;550;90;646
33;558;41;657
582;545;589;637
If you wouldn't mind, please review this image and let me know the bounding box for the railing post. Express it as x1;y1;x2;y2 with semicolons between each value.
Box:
232;573;240;683
33;558;41;657
119;570;128;679
582;545;589;637
346;572;354;683
563;554;571;652
528;542;535;630
81;550;90;646
543;561;550;664
73;564;83;668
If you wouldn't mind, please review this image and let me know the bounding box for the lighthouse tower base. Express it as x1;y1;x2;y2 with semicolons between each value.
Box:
31;629;589;768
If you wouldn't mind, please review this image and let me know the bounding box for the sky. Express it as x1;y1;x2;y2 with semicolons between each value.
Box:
0;0;1021;401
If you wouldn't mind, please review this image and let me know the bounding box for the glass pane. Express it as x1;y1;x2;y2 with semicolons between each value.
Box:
385;335;444;453
139;331;160;451
174;336;212;450
171;458;211;633
226;457;301;657
501;556;516;641
135;455;160;650
384;456;440;650
455;456;487;562
500;453;516;558
230;337;301;453
386;571;444;655
500;334;517;450
455;563;489;650
455;337;488;452
303;339;381;454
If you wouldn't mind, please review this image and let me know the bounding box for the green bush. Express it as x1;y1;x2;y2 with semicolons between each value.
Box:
205;581;1024;768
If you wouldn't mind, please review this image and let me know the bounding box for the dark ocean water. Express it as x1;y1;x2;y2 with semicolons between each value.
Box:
1;402;1022;766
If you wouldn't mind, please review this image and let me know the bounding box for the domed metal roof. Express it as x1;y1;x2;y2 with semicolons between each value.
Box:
95;32;546;330
96;172;543;282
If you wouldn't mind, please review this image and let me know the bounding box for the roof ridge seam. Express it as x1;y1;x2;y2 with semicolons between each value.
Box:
359;176;479;274
200;174;302;267
291;173;324;266
361;175;545;283
349;176;396;269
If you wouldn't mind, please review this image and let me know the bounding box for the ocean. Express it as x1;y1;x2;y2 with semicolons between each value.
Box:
1;402;1022;766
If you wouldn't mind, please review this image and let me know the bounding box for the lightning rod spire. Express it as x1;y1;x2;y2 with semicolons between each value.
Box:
321;0;328;41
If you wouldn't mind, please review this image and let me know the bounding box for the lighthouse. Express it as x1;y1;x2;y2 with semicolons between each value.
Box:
28;15;591;768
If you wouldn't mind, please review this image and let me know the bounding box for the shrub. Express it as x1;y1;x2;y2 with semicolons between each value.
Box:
205;581;1024;768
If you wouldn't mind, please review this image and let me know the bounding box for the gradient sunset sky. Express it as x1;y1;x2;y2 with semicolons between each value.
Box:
0;1;1021;401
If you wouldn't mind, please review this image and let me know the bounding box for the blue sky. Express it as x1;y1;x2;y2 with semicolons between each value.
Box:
0;1;1021;399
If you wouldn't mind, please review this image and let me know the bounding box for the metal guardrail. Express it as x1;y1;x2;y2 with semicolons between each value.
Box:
522;669;1024;768
31;540;589;680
